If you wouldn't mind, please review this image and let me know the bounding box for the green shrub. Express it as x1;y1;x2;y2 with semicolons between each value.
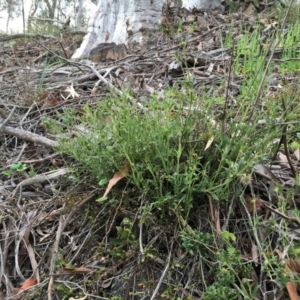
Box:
54;78;282;215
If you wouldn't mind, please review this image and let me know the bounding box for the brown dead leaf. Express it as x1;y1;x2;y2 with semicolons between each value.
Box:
42;93;61;108
287;259;300;274
208;194;221;234
278;152;289;167
204;136;214;151
17;277;37;294
275;248;283;261
243;3;257;16
38;90;48;101
144;83;155;94
251;243;259;266
244;195;262;213
91;87;97;96
294;148;300;161
103;161;130;197
285;263;300;300
286;281;299;300
197;41;202;52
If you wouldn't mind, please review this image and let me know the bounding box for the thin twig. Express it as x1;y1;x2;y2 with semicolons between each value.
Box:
0;106;16;125
139;223;144;255
150;241;174;300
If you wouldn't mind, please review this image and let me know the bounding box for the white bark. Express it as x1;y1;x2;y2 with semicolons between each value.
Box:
182;0;222;10
72;0;221;59
75;0;84;28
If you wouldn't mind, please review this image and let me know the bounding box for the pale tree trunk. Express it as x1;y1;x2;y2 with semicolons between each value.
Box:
44;0;57;19
75;0;84;28
21;0;25;33
72;0;222;58
27;0;39;31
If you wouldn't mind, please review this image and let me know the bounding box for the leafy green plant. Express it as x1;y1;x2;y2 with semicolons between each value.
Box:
115;217;136;245
52;13;297;218
56;75;284;214
202;245;255;300
202;268;239;300
2;162;27;177
180;229;215;256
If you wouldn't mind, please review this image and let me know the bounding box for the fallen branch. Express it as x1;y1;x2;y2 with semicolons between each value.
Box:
9;168;68;201
0;125;58;148
0;33;56;42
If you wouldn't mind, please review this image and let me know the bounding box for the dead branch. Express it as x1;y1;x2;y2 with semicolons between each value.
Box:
0;125;58;148
0;33;56;42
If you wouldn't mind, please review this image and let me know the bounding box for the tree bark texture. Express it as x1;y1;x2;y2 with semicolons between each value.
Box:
72;0;222;58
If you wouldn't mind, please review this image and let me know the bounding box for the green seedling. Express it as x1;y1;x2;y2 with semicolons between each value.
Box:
2;162;27;177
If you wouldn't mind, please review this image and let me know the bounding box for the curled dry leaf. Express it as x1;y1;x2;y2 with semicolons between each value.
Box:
100;278;113;289
17;277;37;294
103;161;131;198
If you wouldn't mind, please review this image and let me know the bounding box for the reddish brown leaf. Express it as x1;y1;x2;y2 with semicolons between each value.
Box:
286;281;299;300
285;262;300;300
287;259;300;274
17;278;37;294
103;161;130;197
42;94;61;108
244;195;262;213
